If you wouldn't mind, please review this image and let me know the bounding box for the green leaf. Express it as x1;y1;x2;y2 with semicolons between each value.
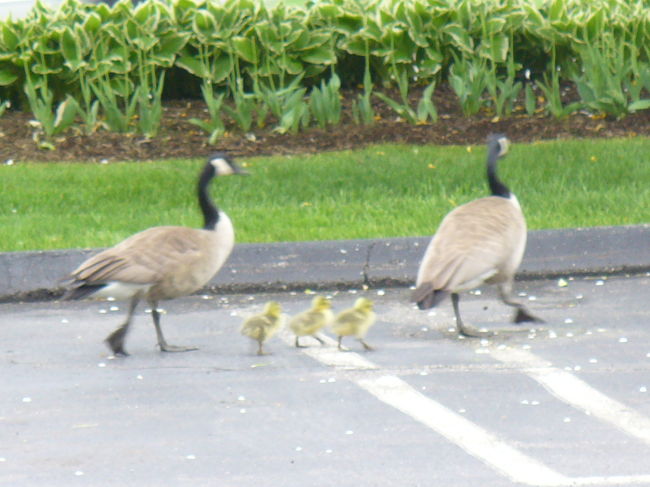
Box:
485;17;506;36
1;24;20;51
151;33;189;66
254;21;287;54
212;54;233;82
277;56;302;75
293;31;329;51
416;82;438;123
300;45;335;65
61;28;82;69
231;36;257;64
193;10;217;40
53;95;79;134
548;0;566;22
585;9;604;41
419;58;442;77
133;1;157;25
0;69;18;86
482;34;509;63
83;12;102;34
176;55;209;78
342;37;369;57
629;99;650;112
158;33;189;57
314;3;340;20
444;23;473;52
32;63;62;76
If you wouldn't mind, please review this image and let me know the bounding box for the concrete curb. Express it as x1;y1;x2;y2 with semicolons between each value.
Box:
1;224;649;303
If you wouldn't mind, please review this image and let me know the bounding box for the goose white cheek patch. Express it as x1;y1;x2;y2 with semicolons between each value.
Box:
210;157;234;175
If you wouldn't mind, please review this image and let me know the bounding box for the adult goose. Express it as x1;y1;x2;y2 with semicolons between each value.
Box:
65;153;247;355
411;134;543;336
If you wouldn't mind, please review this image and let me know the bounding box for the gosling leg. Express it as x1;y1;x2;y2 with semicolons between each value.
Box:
358;338;375;351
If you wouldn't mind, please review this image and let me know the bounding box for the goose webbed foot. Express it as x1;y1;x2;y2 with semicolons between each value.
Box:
452;292;495;338
105;325;130;356
159;343;199;353
150;306;197;353
456;321;495;338
359;339;375;351
513;307;545;324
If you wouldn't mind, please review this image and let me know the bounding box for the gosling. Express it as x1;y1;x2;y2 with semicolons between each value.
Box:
240;301;284;355
331;297;376;351
289;296;333;348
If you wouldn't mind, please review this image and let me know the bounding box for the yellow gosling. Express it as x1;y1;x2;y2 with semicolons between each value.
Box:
240;301;284;355
289;296;333;348
331;297;376;351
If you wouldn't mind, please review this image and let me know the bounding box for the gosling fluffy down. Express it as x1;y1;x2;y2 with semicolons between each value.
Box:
330;297;376;351
289;296;333;348
240;301;284;355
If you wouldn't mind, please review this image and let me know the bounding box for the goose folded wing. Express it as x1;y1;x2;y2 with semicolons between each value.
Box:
69;227;207;285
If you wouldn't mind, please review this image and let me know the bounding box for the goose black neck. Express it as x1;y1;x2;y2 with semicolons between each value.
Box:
487;144;511;198
198;165;219;230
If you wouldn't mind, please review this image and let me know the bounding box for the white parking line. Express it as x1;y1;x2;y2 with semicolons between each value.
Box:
489;347;650;446
356;374;572;486
570;476;650;486
280;330;650;486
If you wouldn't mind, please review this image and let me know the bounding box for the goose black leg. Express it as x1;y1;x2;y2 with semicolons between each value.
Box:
451;293;471;336
150;301;198;353
497;284;545;324
105;296;139;356
451;293;493;338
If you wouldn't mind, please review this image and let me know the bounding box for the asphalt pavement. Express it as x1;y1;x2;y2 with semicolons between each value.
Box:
2;225;650;486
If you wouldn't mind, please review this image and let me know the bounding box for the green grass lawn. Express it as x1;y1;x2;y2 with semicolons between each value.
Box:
1;137;649;252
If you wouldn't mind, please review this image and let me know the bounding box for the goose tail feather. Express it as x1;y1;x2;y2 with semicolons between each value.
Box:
411;283;448;310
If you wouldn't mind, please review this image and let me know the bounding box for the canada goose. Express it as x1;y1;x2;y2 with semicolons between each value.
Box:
411;134;543;337
331;297;376;351
65;153;247;356
289;296;333;347
240;301;284;355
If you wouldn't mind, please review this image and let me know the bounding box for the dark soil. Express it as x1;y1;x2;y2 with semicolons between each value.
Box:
1;84;648;163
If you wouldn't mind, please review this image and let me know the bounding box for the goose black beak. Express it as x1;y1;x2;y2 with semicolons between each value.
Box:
233;164;250;175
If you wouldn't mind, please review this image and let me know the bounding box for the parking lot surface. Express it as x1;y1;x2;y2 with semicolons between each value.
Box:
2;274;650;486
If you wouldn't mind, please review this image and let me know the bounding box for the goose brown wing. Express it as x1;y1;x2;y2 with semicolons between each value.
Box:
69;226;208;285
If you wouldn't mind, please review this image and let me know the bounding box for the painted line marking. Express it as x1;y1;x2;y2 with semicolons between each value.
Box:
489;347;650;446
279;329;650;486
356;374;571;486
